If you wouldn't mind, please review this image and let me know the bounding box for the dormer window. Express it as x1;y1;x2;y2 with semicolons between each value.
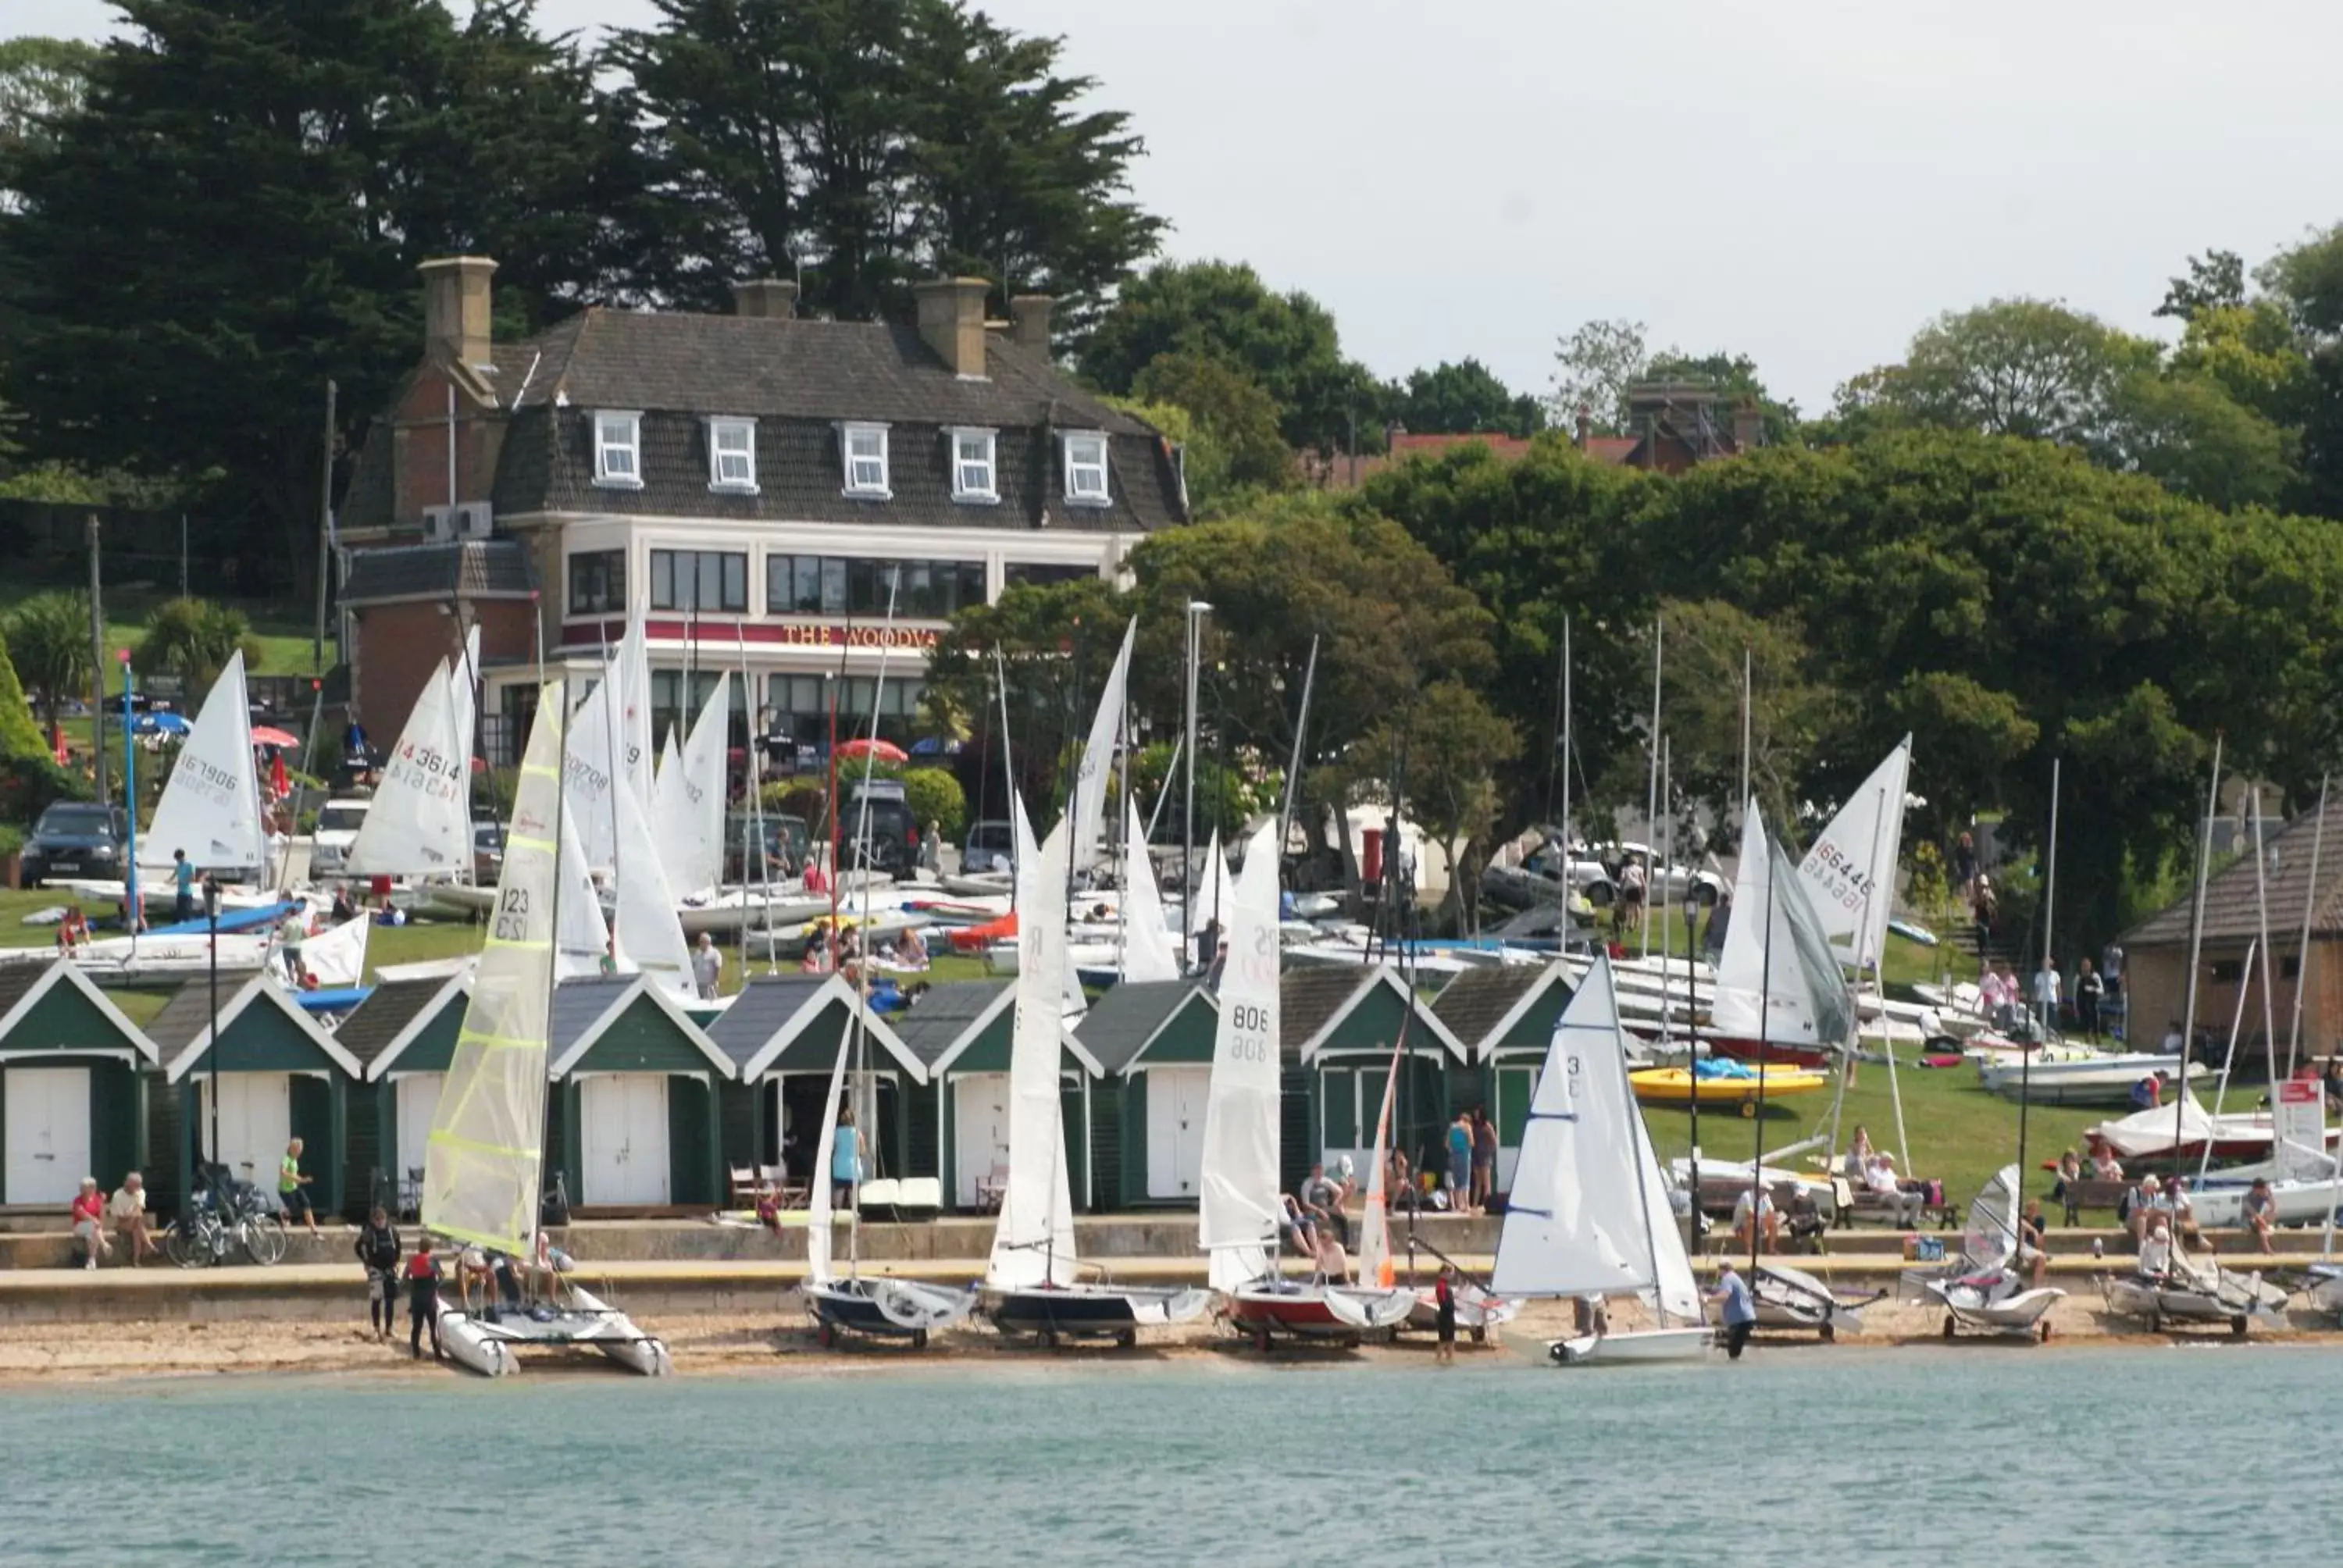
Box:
843;422;890;497
594;411;642;488
708;416;757;491
1062;431;1109;505
950;427;998;503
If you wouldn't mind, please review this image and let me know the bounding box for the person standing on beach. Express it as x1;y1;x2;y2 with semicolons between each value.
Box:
1433;1267;1458;1364
1706;1260;1756;1360
356;1206;402;1341
832;1107;861;1209
279;1139;319;1237
1446;1111;1474;1214
405;1237;443;1360
171;849;195;925
1471;1107;1498;1211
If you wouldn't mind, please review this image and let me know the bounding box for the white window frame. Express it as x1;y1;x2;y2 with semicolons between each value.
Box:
707;416;758;493
593;411;643;488
950;426;998;504
1062;430;1110;505
842;422;891;498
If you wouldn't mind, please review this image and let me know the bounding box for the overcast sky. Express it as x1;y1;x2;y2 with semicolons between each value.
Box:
21;0;2343;412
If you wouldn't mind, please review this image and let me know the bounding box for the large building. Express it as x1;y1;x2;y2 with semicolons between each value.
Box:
337;259;1189;762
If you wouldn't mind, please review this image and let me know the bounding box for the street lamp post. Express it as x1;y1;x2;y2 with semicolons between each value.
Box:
203;874;221;1209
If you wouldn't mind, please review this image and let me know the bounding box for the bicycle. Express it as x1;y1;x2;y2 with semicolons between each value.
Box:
166;1180;289;1268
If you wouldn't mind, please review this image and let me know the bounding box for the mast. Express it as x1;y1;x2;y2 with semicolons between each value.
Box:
1277;635;1319;853
2247;782;2280;1111
843;576;901;1278
2197;938;2260;1187
2019;757;2057;1187
2286;775;2329;1081
598;643;626;966
2176;738;2224;1168
1739;646;1751;811
1642;616;1663;960
994;647;1017;911
1559;615;1571;907
1858;782;1909;1171
1615;945;1671;1331
1748;804;1776;1279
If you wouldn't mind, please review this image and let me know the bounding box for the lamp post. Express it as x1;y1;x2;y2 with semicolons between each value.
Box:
203;873;221;1203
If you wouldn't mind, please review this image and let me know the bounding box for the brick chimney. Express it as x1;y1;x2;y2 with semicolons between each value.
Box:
1008;294;1054;354
914;277;990;378
733;279;798;319
1732;398;1764;452
419;256;497;368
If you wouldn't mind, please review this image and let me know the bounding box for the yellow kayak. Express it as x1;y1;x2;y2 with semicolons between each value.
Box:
1629;1066;1828;1115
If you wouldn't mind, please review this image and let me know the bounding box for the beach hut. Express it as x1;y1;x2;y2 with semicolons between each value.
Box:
704;975;928;1192
1282;965;1469;1196
0;963;159;1206
1073;979;1221;1210
888;980;1103;1212
332;973;472;1217
1430;963;1573;1189
147;972;366;1219
545;974;735;1210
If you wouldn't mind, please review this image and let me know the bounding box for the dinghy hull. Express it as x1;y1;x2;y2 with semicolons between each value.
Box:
805;1278;975;1346
988;1284;1210;1345
435;1288;671;1377
1547;1326;1713;1365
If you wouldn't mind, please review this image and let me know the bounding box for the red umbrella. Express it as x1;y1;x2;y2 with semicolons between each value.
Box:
269;752;291;800
836;738;907;764
251;725;298;748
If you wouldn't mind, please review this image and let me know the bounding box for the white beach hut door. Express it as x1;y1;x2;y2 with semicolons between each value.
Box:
394;1074;444;1184
199;1074;291;1194
4;1067;91;1204
580;1075;669;1205
953;1073;1010;1208
1146;1065;1210;1199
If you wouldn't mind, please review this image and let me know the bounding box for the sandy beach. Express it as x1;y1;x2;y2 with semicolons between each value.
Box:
6;1289;2339;1385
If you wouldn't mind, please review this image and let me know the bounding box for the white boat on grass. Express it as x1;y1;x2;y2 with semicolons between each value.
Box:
423;678;668;1377
1899;1166;2064;1341
1977;1053;2205;1106
1492;954;1711;1367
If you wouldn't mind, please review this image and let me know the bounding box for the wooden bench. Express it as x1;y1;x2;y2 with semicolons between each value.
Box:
1830;1177;1945;1229
2060;1178;2131;1225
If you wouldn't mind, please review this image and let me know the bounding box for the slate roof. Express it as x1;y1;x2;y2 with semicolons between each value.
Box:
144;972;268;1060
1279;968;1375;1060
0;966;46;1023
2125;796;2343;948
547;975;640;1056
1430;967;1546;1050
704;975;833;1071
886;981;1011;1069
1075;979;1211;1074
333;978;457;1071
339;540;537;604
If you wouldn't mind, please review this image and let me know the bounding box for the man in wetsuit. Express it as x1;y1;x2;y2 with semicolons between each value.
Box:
355;1205;401;1340
405;1236;443;1360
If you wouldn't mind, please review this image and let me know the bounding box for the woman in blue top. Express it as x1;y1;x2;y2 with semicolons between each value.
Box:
831;1107;861;1208
1445;1111;1474;1214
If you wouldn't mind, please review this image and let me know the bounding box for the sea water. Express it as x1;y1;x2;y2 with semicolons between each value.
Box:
0;1345;2329;1566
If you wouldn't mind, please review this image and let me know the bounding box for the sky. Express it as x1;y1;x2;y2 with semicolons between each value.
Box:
20;0;2343;413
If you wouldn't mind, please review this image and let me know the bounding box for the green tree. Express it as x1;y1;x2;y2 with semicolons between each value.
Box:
0;0;640;593
1343;679;1519;920
2;590;91;737
1385;358;1544;438
134;598;261;691
1842;298;2154;446
607;0;1158;332
1129;351;1293;492
0;37;95;205
1079;260;1378;451
2156;248;2247;323
1548;318;1648;434
2258;224;2343;517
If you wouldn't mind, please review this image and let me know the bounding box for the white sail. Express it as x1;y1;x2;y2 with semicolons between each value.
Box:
676;672;730;896
1070;618;1135;875
1199;820;1283;1293
651;725;693;893
612;771;693;1003
806;994;858;1286
555;802;614;982
1961;1164;2023;1272
1357;1034;1403;1288
1120;798;1182;984
1186;829;1236;939
345;661;469;878
1796;736;1912;971
1489;956;1657;1299
141;649;265;873
296;916;371;989
448;623;482;758
1629;1078;1703;1321
986;819;1078;1289
563;676;621;875
616;603;655;818
424;679;563;1256
1710;800;1854;1048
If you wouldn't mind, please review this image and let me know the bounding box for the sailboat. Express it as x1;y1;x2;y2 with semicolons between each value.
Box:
1211;822;1414;1347
1490;953;1710;1365
1900;1166;2066;1341
423;679;669;1377
344;657;472;882
1706;799;1856;1070
984;816;1209;1345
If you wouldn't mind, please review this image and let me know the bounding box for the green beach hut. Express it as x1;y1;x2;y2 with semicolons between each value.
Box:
1282;964;1468;1196
1430;962;1573;1191
148;972;366;1219
704;974;927;1192
334;973;472;1217
888;980;1102;1213
545;974;735;1210
1073;979;1221;1210
0;963;159;1206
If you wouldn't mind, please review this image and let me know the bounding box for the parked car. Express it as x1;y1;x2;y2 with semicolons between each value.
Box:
20;803;130;887
307;798;373;878
841;780;918;874
472;821;505;884
962;818;1014;875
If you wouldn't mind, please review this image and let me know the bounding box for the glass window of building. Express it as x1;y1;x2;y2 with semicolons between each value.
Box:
594;411;641;486
650;548;747;612
1003;562;1098;590
567;550;626;615
843;422;890;496
1062;431;1109;504
950;427;997;502
708;417;757;490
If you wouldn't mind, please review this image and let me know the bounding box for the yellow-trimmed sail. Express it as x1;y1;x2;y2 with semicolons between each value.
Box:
423;680;563;1256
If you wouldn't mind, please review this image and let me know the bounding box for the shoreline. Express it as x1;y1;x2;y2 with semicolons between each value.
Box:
8;1295;2341;1387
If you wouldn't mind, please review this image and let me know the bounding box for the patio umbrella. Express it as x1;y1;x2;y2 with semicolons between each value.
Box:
250;725;298;748
835;738;907;764
133;711;190;737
